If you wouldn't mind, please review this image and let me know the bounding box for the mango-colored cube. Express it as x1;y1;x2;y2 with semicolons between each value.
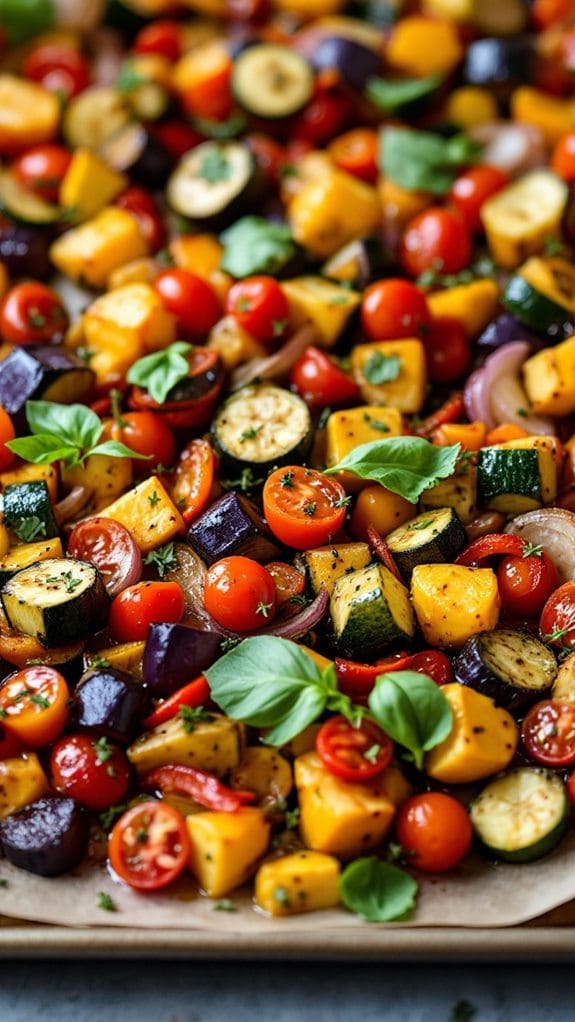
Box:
0;75;60;152
289;169;380;259
351;339;426;414
523;335;575;418
326;405;403;491
426;683;518;784
187;808;270;897
98;476;184;552
0;754;49;820
50;208;148;289
411;564;500;648
281;276;360;348
128;713;244;776
59;148;127;222
254;851;341;916
427;279;500;338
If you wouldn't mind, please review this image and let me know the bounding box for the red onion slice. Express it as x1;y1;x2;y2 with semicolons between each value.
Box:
463;367;494;429
205;588;330;641
67;517;142;597
483;341;555;436
54;486;93;528
230;325;320;391
505;508;575;584
470;122;546;177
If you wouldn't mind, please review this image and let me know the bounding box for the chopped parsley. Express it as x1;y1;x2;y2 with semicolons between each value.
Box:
363;351;402;385
12;515;47;543
147;490;161;507
93;737;114;764
198;146;232;184
97;891;118;912
303;502;317;516
213;898;238;912
143;541;178;578
273;886;291;908
256;601;273;618
239;426;261;442
179;705;214;733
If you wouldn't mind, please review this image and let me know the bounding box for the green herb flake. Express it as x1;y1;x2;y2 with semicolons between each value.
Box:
179;705;214;733
274;886;291;907
240;426;261;442
366;73;442;114
517;407;529;418
256;601;273;618
88;656;111;669
93;737;114;764
363;351;402;385
97;891;118;913
284;807;300;830
117;61;148;93
523;542;543;558
12;515;47;543
144;541;178;578
213;898;238;912
303;502;317;517
99;803;129;831
147;490;160;507
30;693;50;709
363;744;381;764
198;146;232;184
334;495;352;508
280;471;295;488
0;878;8;888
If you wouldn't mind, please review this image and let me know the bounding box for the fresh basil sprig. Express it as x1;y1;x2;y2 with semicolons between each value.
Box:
379;127;482;195
126;341;193;405
205;636;361;747
324;436;460;503
365;73;442;114
219;216;297;278
7;401;143;469
339;857;418;923
368;670;453;770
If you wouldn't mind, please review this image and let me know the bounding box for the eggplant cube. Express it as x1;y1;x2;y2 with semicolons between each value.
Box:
0;796;88;877
74;668;148;743
187;492;280;565
0;345;94;431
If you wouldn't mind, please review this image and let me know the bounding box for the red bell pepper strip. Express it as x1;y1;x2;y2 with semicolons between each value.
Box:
142;676;211;729
142;764;257;813
415;393;465;438
336;652;414;698
367;524;404;583
455;533;527;567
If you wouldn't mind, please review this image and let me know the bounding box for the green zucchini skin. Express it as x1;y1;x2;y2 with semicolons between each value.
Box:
330;562;415;660
476;447;542;512
385;507;467;581
502;269;573;337
212;383;313;476
3;482;59;540
166;141;261;229
1;558;109;647
0;170;60;225
470;768;568;863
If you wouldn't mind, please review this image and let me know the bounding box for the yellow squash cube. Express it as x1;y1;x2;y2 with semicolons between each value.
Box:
289;169;380;259
426;683;518;784
84;282;177;355
0;75;60;151
386;16;463;77
187;808;270;897
98;476;184;552
351;339;426;414
59;148;127;222
127;713;245;775
427;279;500;338
0;754;49;820
0;463;58;502
411;564;500;648
50;208;148;289
523;335;575;417
254;851;341;917
281;276;360;348
61;453;133;511
86;641;146;680
207;316;266;370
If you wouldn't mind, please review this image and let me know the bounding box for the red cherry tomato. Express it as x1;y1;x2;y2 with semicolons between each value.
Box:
12;144;72;203
551;132;575;182
0;722;21;758
532;0;575;29
316;715;394;782
0;666;69;747
522;700;575;767
154;268;221;338
23;44;90;99
400;208;472;278
67;517;142;598
328;128;378;183
170;438;215;524
361;278;431;342
109;581;185;642
448;166;509;233
497;550;558;618
180;51;234;122
106;407;176;473
540;580;575;649
396;792;473;873
133;20;182;61
292;91;350;145
114;187;165;253
456;532;526;566
151;120;203;160
424;316;471;383
226;275;289;342
0;405;16;471
290;346;360;408
50;734;131;810
246;134;285;186
108;801;190;891
265;561;306;607
410;650;454;686
0;282;69;346
204;556;277;632
263;465;347;549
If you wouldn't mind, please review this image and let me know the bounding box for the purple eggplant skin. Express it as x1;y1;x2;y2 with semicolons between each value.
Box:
311;36;381;91
463;36;535;96
0;226;51;279
143;623;221;696
187;491;280;566
0;797;89;877
0;345;94;432
477;313;571;353
74;668;149;743
453;631;556;713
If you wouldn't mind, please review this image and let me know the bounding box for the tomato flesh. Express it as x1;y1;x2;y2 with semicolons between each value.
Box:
522;700;575;767
109;581;185;642
316;715;394;782
204;556;277;632
108;801;190;891
263;466;347;549
0;666;69;747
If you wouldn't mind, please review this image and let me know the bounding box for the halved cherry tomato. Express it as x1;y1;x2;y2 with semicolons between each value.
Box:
265;561;306;607
497;549;558;618
448;166;509;234
226;275;289;343
361;278;431;342
133;20;182;61
328;128;378;183
204;556;277;632
142;675;211;729
400;208;472;278
410;650;454;686
0;405;16;471
170;438;215;524
396;792;473;873
142;764;257;812
67;518;142;598
292;90;350;144
109;581;185;642
540;580;575;649
154;268;221;337
424;316;471;384
12;144;72;203
335;652;414;699
532;0;575;29
114;187;165;253
108;801;190;891
263;466;347;549
23;43;90;99
316;715;394;782
50;734;131;810
522;699;575;767
456;533;529;566
291;347;360;408
0;282;69;346
0;666;69;747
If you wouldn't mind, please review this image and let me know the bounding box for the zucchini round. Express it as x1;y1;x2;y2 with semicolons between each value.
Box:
100;123;172;187
212;383;312;475
62;86;131;151
166;141;260;228
385;507;467;581
454;629;557;712
470;768;568;863
0;170;60;226
232;44;314;120
502;257;575;336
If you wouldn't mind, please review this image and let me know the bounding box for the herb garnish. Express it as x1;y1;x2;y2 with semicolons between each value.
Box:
12;515;47;542
97;891;118;912
7;401;143;469
363;351;402;385
325;437;460;503
127;342;193;406
339;857;418;922
144;541;178;578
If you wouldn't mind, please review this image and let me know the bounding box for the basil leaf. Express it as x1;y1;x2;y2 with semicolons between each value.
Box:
339;858;418;923
6;435;79;465
220;217;296;278
90;440;149;460
126;342;193;405
366;73;442;114
263;685;327;747
324;436;460;503
0;0;55;45
26;401;102;450
368;670;453;769
379;127;482;195
363;351;402;384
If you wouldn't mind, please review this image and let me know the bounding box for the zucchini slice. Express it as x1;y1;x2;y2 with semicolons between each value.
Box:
62;86;131;151
470;768;568;863
3;482;58;541
385;507;467;581
480;170;568;270
330;562;415;659
212;383;312;475
232;44;314;120
454;629;557;712
100;123;172;187
502;256;575;335
477;440;557;514
0;170;60;225
1;558;108;647
166;141;259;228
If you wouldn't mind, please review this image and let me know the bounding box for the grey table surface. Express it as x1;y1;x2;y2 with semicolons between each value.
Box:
0;960;572;1021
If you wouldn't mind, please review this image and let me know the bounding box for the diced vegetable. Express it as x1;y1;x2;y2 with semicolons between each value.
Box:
425;683;518;783
98;477;184;553
127;713;245;776
254;851;340;916
187;808;270;898
331;562;415;659
410;564;500;648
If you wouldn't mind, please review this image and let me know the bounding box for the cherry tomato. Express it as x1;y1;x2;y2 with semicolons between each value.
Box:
263;465;347;549
292;91;350;145
246;134;285;186
448;166;509;234
328;128;378;183
50;734;131;810
12;144;72;203
456;532;525;566
0;405;16;471
532;0;575;28
154;268;221;338
23;44;90;99
335;652;414;699
226;276;289;343
400;208;472;278
551;132;575;182
361;278;431;342
114;187;165;253
128;347;224;430
0;666;69;747
142;675;210;729
170;438;215;524
67;517;142;598
133;20;182;61
180;49;234;122
0;722;20;759
109;581;185;642
265;561;306;607
108;801;190;891
290;346;360;408
0;282;69;346
316;715;393;782
410;650;454;686
106;406;176;473
204;556;277;632
540;581;575;649
396;792;473;873
424;316;471;384
151;121;203;160
522;700;575;767
497;549;558;618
